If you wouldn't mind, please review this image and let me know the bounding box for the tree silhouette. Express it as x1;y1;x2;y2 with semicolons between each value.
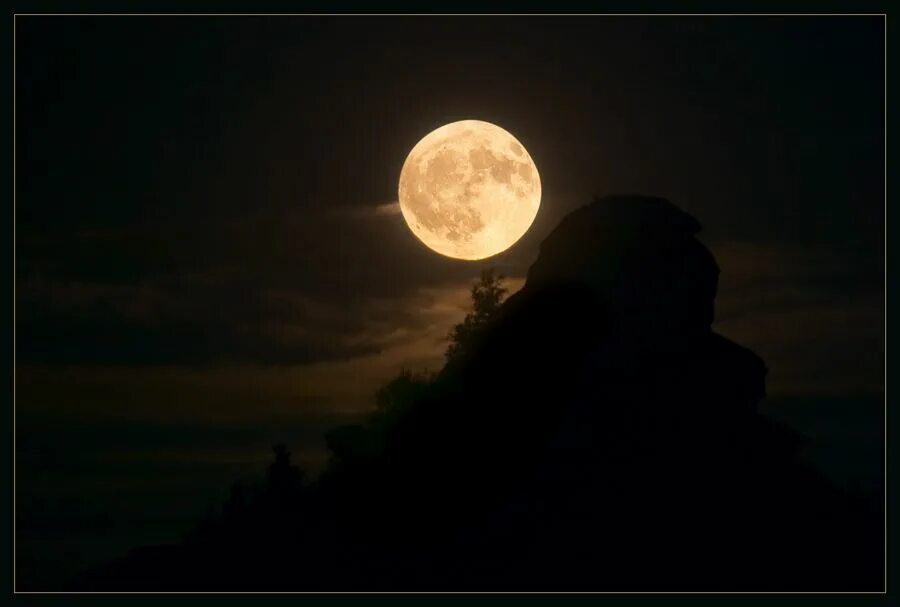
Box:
372;369;432;429
326;271;505;465
266;443;305;506
222;482;246;523
446;268;507;362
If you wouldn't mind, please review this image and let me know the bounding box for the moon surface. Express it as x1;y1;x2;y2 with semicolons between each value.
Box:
398;120;541;260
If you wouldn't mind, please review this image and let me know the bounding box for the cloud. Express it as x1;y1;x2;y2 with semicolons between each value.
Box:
374;201;402;216
709;241;883;396
15;268;526;370
17;220;882;399
15;278;381;366
16;275;527;426
330;201;402;219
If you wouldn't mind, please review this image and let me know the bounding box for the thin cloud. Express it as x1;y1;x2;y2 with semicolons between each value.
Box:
334;201;402;219
374;201;402;216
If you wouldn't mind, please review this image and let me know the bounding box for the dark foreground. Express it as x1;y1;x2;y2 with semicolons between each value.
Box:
74;196;883;591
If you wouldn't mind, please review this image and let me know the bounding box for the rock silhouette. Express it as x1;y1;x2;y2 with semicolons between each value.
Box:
74;195;882;591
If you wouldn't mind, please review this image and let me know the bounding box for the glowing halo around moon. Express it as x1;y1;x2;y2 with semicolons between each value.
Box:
398;120;541;260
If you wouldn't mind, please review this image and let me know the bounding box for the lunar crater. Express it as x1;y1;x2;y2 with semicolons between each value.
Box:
398;120;541;260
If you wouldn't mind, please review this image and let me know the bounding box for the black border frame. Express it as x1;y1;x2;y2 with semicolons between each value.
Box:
3;3;895;605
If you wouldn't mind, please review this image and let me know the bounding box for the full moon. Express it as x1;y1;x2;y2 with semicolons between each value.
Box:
398;120;541;260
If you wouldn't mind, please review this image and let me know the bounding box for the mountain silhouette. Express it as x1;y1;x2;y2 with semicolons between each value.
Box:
73;195;882;591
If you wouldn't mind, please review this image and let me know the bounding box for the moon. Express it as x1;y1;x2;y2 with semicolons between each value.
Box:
398;120;541;260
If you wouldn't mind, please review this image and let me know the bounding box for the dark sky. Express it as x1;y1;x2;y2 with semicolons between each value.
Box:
15;15;884;588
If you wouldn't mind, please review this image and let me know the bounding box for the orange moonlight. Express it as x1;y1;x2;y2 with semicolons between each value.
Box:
398;120;541;260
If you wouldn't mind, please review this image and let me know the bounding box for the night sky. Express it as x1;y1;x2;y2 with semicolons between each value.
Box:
16;15;884;588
